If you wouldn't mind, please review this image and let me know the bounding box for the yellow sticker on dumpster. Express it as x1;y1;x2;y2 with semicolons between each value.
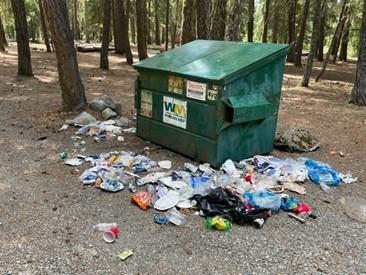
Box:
168;76;183;94
140;90;153;118
163;96;187;129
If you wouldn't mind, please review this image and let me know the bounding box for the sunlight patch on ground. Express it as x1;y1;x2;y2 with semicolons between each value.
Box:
34;74;58;83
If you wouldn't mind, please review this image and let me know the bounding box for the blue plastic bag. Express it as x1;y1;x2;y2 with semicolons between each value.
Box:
305;159;341;186
243;191;282;211
281;196;299;211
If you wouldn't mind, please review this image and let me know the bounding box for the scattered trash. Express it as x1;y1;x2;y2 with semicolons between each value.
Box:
344;197;366;223
122;127;136;134
154;215;169;225
59;150;68;159
117;250;133;261
165;207;187;226
184;163;198;173
275;128;320;152
65;158;83;166
243;191;282;211
103;227;119;243
73;111;97;126
283;182;306;195
100;179;124;192
117;136;124;142
288;212;306;223
131;191;152;210
93;223;117;231
154;190;180;211
58;124;69;131
158;160;172;169
206;216;232;231
102;108;117;120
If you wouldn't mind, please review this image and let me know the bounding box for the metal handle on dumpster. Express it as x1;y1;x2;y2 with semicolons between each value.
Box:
222;94;273;125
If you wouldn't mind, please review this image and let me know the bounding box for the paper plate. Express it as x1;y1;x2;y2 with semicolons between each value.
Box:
154;190;180;211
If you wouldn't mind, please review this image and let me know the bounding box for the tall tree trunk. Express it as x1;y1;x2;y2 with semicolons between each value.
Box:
100;0;112;69
302;0;322;87
339;10;351;62
0;14;7;51
226;0;243;41
165;0;169;50
287;0;296;62
123;0;133;64
114;0;125;54
350;0;366;106
131;14;136;44
42;0;87;111
330;0;347;57
210;0;227;40
154;0;161;44
247;0;254;42
171;0;180;48
136;0;148;60
161;26;165;43
85;0;90;43
294;0;310;67
197;0;208;39
262;0;270;43
72;0;79;40
38;0;51;53
315;0;348;81
147;0;152;44
332;3;349;63
271;2;279;43
11;0;33;76
181;0;195;44
317;6;326;61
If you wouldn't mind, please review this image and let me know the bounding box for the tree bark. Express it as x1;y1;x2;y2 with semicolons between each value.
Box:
0;14;7;51
287;0;297;62
131;14;136;44
114;0;125;54
154;0;161;44
271;2;279;43
100;0;112;69
330;0;347;58
262;0;270;43
11;0;33;76
332;4;349;63
136;0;148;60
72;0;79;40
38;0;52;52
339;9;350;62
294;0;310;67
315;0;348;81
171;0;181;48
123;0;133;64
247;0;254;42
350;0;366;106
317;6;326;61
42;0;87;111
197;0;208;39
165;0;169;50
182;0;195;44
147;0;152;44
226;0;243;41
302;0;322;87
210;0;227;40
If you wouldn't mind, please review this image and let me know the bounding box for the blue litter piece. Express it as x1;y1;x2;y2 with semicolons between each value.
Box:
243;191;282;211
154;215;168;225
305;159;341;186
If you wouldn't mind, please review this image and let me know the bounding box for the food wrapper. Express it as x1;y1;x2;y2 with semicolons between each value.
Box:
131;191;152;210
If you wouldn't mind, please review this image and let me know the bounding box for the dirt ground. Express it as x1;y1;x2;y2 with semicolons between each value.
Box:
0;44;365;275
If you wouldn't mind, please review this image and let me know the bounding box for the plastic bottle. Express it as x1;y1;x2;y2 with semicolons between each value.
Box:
92;223;117;232
166;208;187;226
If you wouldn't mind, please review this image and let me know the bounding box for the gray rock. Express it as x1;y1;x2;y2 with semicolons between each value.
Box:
73;112;97;125
113;103;122;115
101;108;117;120
114;117;129;127
89;95;119;113
275;128;320;152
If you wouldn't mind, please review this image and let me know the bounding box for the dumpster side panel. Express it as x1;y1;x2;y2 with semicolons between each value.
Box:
217;55;286;163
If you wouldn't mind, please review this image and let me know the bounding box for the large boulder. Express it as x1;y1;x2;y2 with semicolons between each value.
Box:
73;111;97;125
102;108;117;120
275;128;320;153
89;95;121;115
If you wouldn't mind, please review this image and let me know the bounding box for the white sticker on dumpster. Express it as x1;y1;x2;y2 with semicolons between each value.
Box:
186;81;206;101
163;96;187;129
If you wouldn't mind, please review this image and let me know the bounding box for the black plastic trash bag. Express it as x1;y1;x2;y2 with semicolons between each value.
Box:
193;188;271;226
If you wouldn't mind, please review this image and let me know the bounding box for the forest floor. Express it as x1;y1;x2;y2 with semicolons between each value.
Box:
0;44;365;275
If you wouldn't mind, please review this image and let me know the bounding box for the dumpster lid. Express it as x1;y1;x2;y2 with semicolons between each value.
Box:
133;40;288;81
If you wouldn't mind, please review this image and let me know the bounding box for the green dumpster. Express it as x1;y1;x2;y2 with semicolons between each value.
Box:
133;40;288;166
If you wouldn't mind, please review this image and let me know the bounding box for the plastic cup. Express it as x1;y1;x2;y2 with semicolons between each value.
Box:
103;227;119;243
